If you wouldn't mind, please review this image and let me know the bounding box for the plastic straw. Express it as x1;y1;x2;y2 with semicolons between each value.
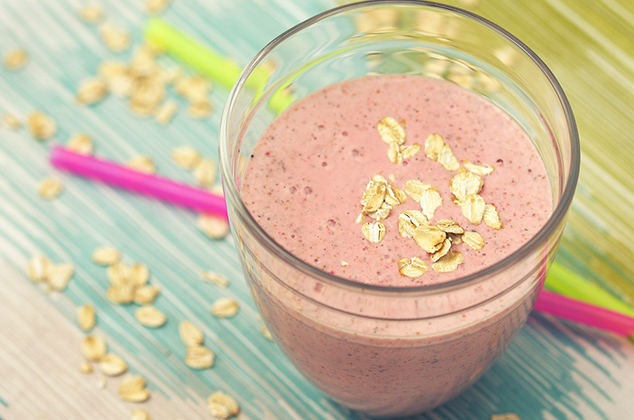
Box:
534;290;634;337
145;17;264;91
50;146;228;220
545;261;634;317
144;18;293;113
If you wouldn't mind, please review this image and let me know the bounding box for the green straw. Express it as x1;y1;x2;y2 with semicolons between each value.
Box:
144;18;293;113
546;261;634;318
145;17;264;90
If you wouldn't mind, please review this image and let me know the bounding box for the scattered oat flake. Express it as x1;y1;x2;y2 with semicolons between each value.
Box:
99;60;129;78
154;100;178;125
448;232;463;244
435;219;464;235
424;133;444;161
200;271;229;287
384;184;407;206
430;238;452;262
463;159;494;176
27;111;56;140
79;360;93;374
438;143;460;171
419;187;443;220
28;255;50;283
491;415;521;420
362;184;387;215
135;305;167;328
185;345;215;369
432;250;464;272
377;116;405;145
79;4;104;23
171;145;201;169
107;284;135;304
449;168;483;200
146;0;171;13
133;285;160;305
397;257;428;278
76;77;109;105
367;201;392;221
3;48;28;70
2;113;21;129
261;324;273;340
97;377;107;389
400;143;421;160
126;155;156;174
463;231;485;250
100;21;130;52
107;261;130;286
362;221;386;243
208;392;240;419
99;353;128;376
129;78;164;116
119;375;150;403
360;175;387;212
340;261;349;267
413;225;446;254
175;75;212;101
81;335;107;361
92;246;121;265
404;179;433;202
47;263;74;291
483;204;503;229
188;99;213;118
129;47;158;77
157;66;182;85
109;75;134;97
193;158;216;186
355;213;365;224
131;409;152;420
210;298;239;318
77;304;96;331
198;214;229;239
66;133;94;155
38;178;63;200
460;194;486;225
398;210;428;238
387;141;403;164
179;321;204;346
129;263;149;287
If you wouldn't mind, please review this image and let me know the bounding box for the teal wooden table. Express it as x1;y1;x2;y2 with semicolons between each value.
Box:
1;1;633;419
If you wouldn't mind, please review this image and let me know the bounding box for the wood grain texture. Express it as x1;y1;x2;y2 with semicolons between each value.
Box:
1;0;633;419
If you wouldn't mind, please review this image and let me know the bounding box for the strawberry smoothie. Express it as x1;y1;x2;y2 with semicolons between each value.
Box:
238;75;553;416
242;75;551;285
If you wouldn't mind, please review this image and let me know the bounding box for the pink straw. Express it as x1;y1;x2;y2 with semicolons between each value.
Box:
47;146;634;337
50;146;228;220
534;289;634;337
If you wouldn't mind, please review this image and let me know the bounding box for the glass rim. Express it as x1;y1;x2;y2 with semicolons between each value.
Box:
219;0;581;296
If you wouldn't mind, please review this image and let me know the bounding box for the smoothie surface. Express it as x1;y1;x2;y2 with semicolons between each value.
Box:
241;75;552;286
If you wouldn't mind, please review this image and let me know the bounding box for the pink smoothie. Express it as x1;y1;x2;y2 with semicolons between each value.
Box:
239;75;552;416
242;75;551;286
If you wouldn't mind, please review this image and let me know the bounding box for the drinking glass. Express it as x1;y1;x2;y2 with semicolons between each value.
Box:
219;1;580;417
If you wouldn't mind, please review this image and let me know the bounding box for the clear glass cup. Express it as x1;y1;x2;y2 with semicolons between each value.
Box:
219;1;580;417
